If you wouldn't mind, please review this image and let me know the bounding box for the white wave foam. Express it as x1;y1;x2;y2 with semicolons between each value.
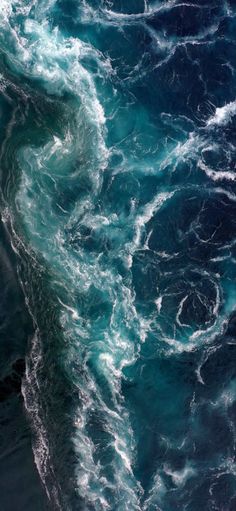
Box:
0;4;108;180
206;101;236;127
163;463;195;487
199;160;236;182
155;296;163;314
133;191;175;249
176;295;189;327
1;2;126;507
212;379;236;409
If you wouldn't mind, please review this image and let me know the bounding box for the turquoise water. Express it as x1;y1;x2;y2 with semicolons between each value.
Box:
0;1;236;510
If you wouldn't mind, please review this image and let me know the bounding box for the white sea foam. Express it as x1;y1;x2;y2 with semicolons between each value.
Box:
212;379;236;409
0;0;13;21
2;2;133;507
164;463;195;487
176;295;189;327
199;160;236;182
155;296;163;313
133;191;175;248
206;100;236;127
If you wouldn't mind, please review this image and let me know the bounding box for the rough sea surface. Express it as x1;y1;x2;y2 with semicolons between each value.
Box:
0;1;236;510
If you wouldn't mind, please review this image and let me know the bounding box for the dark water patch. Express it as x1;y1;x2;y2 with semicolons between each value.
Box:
0;359;24;402
0;395;49;511
0;219;48;509
147;4;221;38
200;342;236;391
122;353;197;491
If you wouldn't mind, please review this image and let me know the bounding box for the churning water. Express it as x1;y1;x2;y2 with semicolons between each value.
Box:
0;1;236;510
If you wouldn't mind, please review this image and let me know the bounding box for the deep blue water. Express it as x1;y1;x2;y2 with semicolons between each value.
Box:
0;1;236;510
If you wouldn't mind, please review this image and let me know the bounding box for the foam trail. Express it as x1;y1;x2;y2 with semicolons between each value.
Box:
206;101;236;127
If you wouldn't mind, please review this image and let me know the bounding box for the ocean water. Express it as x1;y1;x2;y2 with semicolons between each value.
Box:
0;0;236;510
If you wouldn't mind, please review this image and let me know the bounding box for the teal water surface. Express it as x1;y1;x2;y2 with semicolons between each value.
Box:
0;1;236;510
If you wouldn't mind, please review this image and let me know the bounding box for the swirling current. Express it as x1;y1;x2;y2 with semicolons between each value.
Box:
0;1;236;510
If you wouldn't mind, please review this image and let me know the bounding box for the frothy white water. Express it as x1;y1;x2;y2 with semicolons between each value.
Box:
2;3;145;508
0;2;139;508
199;160;236;182
206;101;236;127
163;462;195;487
0;0;108;179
